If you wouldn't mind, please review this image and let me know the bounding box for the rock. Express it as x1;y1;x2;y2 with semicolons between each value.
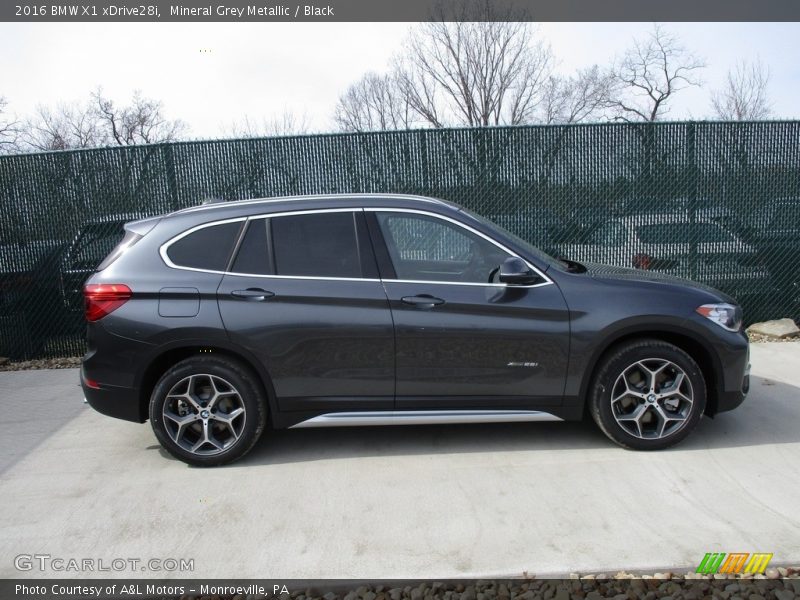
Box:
553;590;569;600
363;593;376;600
725;584;740;593
747;318;800;339
748;594;765;600
774;590;795;600
388;589;402;600
777;567;788;576
0;357;8;365
765;568;780;579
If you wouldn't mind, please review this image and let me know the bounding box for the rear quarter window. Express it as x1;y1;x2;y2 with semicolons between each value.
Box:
166;221;243;271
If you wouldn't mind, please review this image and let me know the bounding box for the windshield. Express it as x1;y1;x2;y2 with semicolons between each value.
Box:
459;208;564;270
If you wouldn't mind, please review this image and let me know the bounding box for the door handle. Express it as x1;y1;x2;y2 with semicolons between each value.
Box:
230;288;275;301
401;294;445;309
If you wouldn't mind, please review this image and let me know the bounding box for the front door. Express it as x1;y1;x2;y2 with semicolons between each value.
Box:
369;209;570;410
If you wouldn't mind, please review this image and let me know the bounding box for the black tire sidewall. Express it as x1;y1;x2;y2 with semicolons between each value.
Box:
590;340;707;451
149;356;267;466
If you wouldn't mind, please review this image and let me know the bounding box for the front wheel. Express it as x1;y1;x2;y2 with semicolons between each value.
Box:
589;339;706;450
149;356;268;466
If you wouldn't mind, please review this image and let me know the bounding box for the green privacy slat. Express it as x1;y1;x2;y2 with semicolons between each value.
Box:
0;121;798;359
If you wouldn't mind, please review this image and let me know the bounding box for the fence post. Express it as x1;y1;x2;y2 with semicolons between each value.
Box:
164;143;180;211
687;121;698;281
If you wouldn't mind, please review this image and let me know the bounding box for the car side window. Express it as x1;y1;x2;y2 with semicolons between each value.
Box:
376;212;511;283
589;221;626;247
230;219;273;275
271;212;364;278
166;221;242;271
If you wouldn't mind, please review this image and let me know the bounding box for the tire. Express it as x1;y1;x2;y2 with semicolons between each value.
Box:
588;339;706;450
149;355;268;467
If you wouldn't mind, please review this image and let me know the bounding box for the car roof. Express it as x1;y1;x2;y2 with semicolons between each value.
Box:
170;193;460;217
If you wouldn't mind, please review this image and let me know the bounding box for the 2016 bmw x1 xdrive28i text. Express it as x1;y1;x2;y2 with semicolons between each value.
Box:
82;195;750;466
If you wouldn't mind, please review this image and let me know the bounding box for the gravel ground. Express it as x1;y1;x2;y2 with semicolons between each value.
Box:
170;571;800;600
0;355;81;370
746;332;799;343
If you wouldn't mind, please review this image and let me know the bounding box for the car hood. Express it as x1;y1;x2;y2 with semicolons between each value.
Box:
580;262;733;301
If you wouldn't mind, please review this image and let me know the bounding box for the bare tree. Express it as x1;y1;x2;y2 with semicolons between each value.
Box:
334;72;413;132
23;102;104;151
711;58;772;120
228;110;312;138
92;89;187;145
20;89;188;151
395;15;553;127
540;66;613;124
0;96;21;154
607;24;705;122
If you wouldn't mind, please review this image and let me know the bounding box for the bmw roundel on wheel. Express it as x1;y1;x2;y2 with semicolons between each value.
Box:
80;194;750;466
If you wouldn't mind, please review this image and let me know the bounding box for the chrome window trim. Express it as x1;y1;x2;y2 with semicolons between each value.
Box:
159;216;249;275
159;205;553;288
159;208;361;275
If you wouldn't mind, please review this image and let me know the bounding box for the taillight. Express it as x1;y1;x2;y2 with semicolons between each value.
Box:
632;253;652;270
84;283;132;322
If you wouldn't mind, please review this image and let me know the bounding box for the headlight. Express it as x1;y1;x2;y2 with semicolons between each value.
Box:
696;303;742;332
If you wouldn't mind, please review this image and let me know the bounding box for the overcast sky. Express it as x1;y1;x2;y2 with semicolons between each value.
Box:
1;22;798;138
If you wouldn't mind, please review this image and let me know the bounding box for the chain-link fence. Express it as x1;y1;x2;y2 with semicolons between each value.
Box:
1;121;798;360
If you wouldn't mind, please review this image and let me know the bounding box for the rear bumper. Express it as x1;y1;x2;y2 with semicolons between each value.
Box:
81;368;144;423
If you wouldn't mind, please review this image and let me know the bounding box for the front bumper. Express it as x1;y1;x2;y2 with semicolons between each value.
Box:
714;343;750;414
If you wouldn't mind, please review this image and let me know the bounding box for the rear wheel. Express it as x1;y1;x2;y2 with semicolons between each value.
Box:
589;339;706;450
149;356;267;466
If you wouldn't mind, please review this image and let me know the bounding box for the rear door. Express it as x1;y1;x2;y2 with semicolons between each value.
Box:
216;209;395;413
368;209;570;410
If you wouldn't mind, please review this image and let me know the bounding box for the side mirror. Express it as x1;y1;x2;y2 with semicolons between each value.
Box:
498;257;538;285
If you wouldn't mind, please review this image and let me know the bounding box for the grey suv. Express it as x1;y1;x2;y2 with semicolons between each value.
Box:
81;194;750;466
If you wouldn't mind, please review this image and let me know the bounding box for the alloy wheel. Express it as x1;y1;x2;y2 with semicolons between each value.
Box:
162;374;247;456
610;358;694;440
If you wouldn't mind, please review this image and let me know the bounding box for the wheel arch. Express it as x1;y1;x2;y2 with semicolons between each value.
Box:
579;325;724;418
135;340;278;424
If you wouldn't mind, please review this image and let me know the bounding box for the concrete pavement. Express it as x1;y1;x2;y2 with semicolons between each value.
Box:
1;343;799;578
